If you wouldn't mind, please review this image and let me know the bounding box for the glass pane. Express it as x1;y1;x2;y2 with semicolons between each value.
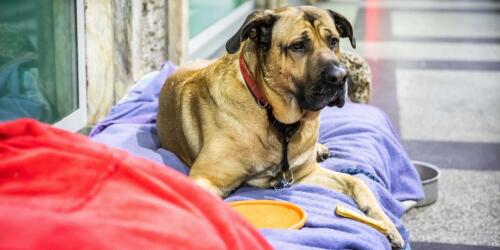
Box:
189;0;247;38
0;0;78;124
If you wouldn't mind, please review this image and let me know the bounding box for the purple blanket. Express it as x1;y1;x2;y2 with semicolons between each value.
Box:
91;62;423;250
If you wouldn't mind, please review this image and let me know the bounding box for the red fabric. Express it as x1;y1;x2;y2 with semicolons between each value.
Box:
0;119;272;250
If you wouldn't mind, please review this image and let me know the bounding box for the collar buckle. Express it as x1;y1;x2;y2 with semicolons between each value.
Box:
257;99;268;109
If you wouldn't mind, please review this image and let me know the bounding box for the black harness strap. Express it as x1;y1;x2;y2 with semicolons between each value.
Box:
265;107;301;189
239;53;301;189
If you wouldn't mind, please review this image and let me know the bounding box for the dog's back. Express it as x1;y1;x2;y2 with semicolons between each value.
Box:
157;66;208;166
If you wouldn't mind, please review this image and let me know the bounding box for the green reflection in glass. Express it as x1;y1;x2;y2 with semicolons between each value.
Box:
0;0;78;124
189;0;246;38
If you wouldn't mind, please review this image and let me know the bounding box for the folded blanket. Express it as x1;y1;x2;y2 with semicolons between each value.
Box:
91;63;424;250
89;62;177;137
0;119;272;250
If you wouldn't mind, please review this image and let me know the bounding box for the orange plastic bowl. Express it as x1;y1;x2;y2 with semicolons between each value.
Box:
229;200;307;229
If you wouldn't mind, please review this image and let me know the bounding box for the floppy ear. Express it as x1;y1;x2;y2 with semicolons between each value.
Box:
226;10;278;54
327;10;356;49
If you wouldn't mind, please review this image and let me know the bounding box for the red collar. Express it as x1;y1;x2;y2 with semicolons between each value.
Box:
239;53;269;108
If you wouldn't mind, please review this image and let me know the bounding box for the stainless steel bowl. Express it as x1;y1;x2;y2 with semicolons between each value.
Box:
412;160;441;207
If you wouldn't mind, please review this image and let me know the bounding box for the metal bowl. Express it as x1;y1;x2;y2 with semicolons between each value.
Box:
412;160;441;207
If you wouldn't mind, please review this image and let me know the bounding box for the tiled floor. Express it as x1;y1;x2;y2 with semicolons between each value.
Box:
396;69;500;143
404;169;500;246
286;0;500;249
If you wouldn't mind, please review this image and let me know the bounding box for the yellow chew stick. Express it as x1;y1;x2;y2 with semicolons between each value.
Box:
335;205;389;235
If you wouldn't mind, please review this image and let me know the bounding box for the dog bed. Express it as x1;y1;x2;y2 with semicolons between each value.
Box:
90;62;424;250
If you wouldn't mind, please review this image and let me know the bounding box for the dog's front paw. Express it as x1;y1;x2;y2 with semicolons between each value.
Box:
316;144;331;162
385;221;405;249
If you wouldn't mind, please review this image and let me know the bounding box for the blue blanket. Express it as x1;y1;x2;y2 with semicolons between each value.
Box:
90;62;423;250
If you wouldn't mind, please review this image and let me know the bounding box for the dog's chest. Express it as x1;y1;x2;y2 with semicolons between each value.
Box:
246;128;316;187
255;145;314;171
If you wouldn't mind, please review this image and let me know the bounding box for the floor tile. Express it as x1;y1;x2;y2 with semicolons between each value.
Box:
396;69;500;143
334;0;500;10
345;41;500;61
391;12;500;38
365;59;401;131
403;169;500;247
411;242;500;250
389;60;500;71
403;140;500;171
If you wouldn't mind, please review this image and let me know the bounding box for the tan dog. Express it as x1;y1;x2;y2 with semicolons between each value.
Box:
157;6;403;248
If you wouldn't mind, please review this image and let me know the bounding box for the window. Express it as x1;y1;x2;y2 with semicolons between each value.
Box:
188;0;254;59
0;0;86;131
189;0;247;38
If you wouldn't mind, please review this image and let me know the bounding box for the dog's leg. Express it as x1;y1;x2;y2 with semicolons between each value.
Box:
316;143;331;162
296;165;404;248
188;146;248;198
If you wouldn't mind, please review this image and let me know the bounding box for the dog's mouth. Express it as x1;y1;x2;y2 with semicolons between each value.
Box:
301;81;346;111
327;95;345;108
311;93;345;111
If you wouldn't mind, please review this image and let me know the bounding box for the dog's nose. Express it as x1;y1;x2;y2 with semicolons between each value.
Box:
324;65;347;85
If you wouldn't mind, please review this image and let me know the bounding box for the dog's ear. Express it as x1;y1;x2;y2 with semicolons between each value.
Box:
327;10;356;49
226;10;278;54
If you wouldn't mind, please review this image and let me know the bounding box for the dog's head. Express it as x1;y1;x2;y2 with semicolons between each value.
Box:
226;6;355;118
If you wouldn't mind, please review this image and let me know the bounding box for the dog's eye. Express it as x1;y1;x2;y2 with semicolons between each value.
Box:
328;37;339;48
290;41;307;52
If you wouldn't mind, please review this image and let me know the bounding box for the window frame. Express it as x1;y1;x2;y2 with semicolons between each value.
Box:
188;0;255;59
53;0;87;132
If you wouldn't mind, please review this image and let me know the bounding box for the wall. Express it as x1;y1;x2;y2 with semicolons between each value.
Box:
84;0;187;125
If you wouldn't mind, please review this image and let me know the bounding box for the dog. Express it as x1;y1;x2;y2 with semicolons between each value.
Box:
157;6;403;248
